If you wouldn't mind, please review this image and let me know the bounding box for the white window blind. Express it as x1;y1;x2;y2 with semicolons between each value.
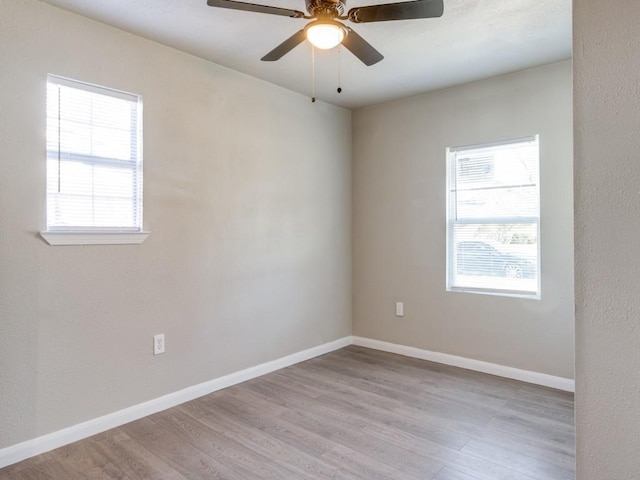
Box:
46;75;143;232
446;136;540;297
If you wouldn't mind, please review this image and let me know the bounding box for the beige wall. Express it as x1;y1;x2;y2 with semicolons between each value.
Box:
352;61;574;379
574;1;640;478
0;0;351;449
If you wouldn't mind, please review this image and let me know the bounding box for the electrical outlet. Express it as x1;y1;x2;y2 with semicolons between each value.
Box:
153;334;165;355
396;302;404;317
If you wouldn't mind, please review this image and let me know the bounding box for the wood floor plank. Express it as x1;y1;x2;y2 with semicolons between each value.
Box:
434;466;486;480
91;431;187;480
502;394;575;426
152;410;302;480
0;346;575;480
121;416;255;479
313;390;472;449
286;363;488;439
486;411;575;453
321;444;425;480
472;423;575;462
344;346;526;395
297;357;503;426
50;436;131;479
0;458;80;480
195;392;337;459
361;420;542;480
179;396;362;480
461;438;574;480
279;407;445;478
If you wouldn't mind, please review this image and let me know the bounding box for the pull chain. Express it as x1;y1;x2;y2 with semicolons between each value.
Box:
57;86;62;193
337;47;342;94
311;46;316;103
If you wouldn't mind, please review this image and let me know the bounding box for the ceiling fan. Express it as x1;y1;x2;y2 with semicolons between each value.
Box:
206;0;444;66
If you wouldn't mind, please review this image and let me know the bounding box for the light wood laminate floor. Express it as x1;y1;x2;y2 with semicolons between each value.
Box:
0;346;575;479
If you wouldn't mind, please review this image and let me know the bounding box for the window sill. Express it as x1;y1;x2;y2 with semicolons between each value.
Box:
40;231;150;246
447;286;540;300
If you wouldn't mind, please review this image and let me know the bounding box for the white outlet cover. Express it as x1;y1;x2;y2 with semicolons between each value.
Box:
153;334;165;355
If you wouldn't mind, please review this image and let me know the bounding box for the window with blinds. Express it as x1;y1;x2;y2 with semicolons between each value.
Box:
46;75;143;232
446;136;540;297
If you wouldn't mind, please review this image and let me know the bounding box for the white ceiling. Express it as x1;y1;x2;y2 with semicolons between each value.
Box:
39;0;572;109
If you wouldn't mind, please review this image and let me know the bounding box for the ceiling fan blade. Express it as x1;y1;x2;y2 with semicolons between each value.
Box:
207;0;305;18
347;0;443;23
261;30;307;61
342;27;384;66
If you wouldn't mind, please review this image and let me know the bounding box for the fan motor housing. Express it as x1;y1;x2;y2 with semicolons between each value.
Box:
305;0;346;16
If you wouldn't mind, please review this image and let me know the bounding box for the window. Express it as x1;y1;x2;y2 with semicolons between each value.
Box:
42;75;147;245
446;136;540;297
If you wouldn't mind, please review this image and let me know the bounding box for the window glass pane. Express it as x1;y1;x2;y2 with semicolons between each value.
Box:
47;193;93;227
93;165;134;197
46;75;142;231
92;126;132;160
455;142;538;187
94;198;136;227
447;137;540;297
455;185;538;219
451;223;538;294
59;121;92;155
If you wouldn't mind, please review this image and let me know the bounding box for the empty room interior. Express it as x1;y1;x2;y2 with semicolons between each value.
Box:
1;0;639;479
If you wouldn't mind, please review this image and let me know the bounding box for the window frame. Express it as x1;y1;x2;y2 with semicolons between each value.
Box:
41;75;148;245
445;136;541;299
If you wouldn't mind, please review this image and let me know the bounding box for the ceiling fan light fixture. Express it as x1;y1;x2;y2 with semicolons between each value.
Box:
305;21;346;49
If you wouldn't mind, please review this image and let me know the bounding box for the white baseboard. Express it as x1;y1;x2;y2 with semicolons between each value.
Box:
0;336;352;469
352;336;575;393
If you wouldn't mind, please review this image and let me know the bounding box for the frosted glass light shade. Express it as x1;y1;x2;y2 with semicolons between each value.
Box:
306;23;345;49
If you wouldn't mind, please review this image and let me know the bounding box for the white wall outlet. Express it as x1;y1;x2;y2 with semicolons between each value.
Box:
396;302;404;317
153;334;165;355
